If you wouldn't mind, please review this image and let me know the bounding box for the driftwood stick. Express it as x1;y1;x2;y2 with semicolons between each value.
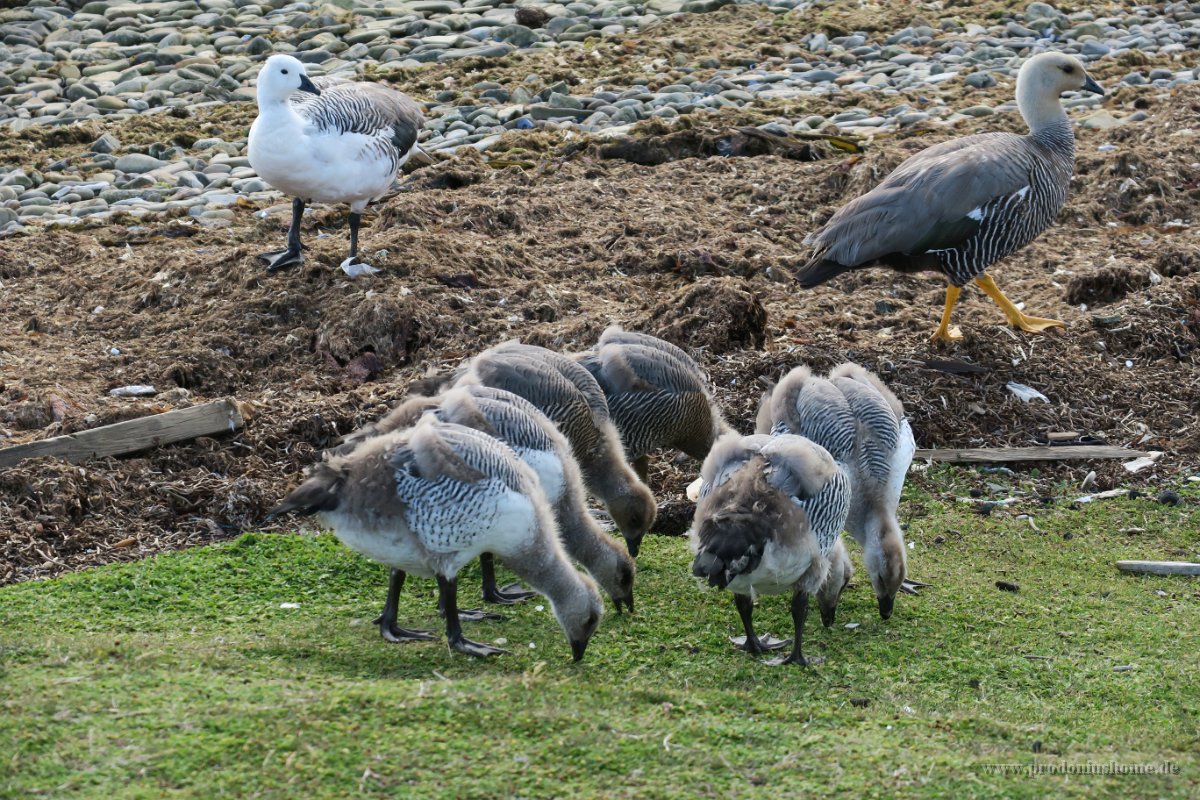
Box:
0;399;248;468
1116;561;1200;577
915;446;1143;463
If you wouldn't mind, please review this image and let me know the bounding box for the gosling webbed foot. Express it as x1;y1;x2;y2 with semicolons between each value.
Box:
373;614;437;644
729;633;791;653
900;579;930;596
454;608;507;622
483;582;537;605
449;634;508;658
765;652;825;667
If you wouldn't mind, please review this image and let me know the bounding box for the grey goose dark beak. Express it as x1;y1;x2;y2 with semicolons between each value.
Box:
613;594;634;614
299;74;321;96
570;638;588;662
1081;74;1104;96
878;594;895;620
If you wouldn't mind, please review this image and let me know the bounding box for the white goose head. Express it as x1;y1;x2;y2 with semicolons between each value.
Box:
256;54;321;106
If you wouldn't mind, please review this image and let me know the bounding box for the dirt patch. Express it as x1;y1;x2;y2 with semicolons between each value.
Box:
641;277;770;354
1064;265;1150;306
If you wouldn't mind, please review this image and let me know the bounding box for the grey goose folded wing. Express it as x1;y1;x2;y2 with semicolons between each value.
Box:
291;80;424;165
803;133;1035;267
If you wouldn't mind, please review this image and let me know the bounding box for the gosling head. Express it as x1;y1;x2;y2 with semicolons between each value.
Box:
608;479;657;558
872;530;908;620
818;543;854;628
257;54;321;106
552;572;604;662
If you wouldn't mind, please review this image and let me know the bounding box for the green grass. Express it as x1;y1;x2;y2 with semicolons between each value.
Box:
2;481;1199;799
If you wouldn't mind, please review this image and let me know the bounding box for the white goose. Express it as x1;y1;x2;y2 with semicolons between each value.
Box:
248;54;424;276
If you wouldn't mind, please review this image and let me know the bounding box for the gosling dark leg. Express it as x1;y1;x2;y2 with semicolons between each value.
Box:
259;197;305;271
729;593;789;653
373;569;436;643
767;590;824;667
438;575;507;658
481;553;536;604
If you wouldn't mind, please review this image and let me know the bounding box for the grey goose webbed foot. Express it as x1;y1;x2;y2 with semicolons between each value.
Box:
900;578;930;595
729;594;790;653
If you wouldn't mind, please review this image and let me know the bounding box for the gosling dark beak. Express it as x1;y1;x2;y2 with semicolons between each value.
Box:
570;638;588;662
299;74;321;96
1081;74;1104;96
613;594;634;615
624;535;642;559
820;604;836;628
878;594;895;620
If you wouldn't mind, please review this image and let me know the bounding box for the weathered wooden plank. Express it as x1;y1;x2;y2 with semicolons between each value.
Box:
1116;561;1200;576
0;399;247;468
914;445;1143;463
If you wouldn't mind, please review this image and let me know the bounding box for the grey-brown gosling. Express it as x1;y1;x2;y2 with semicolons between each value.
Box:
271;416;604;661
454;341;658;558
690;432;851;666
757;364;919;620
337;385;636;624
575;326;733;481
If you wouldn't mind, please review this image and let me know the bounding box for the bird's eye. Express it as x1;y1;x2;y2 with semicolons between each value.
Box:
281;68;289;75
1061;65;1075;74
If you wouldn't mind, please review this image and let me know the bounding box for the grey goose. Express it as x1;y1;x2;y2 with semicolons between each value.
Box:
794;52;1104;341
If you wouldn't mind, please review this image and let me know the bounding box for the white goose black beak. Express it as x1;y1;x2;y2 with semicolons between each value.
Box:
299;74;321;96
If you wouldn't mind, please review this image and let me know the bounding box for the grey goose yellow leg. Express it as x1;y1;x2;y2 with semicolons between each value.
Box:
795;52;1103;341
691;433;851;667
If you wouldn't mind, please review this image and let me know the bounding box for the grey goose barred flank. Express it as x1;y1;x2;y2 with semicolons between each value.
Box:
453;341;658;559
248;54;424;276
574;328;733;481
690;432;852;667
793;52;1105;342
334;385;636;623
757;364;919;620
270;416;604;662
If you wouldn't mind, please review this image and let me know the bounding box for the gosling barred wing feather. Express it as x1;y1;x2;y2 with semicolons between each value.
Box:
791;467;851;556
831;377;902;487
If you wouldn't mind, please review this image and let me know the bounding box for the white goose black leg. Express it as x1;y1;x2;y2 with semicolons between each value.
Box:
374;569;436;643
728;593;790;653
766;589;824;667
480;553;537;605
438;575;508;658
259;197;306;271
